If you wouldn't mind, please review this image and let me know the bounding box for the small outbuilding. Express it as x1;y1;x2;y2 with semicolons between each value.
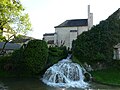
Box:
113;43;120;60
0;42;21;56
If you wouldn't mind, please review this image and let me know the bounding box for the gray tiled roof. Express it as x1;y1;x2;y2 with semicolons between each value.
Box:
11;39;30;43
55;19;88;28
0;42;21;50
11;35;35;43
43;33;55;36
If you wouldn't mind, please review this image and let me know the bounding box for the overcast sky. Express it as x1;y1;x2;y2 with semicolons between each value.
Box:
21;0;120;39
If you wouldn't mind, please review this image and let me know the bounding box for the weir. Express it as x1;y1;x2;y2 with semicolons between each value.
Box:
42;55;89;88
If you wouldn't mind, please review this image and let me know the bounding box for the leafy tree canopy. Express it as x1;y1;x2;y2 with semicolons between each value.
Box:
0;0;32;36
24;40;48;74
0;0;32;55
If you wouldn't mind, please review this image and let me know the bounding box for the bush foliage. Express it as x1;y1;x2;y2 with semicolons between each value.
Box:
24;40;48;74
11;39;48;75
12;48;27;74
72;9;120;64
0;56;12;71
47;46;68;67
0;39;69;76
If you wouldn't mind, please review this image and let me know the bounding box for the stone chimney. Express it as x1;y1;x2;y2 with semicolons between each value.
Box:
88;5;93;30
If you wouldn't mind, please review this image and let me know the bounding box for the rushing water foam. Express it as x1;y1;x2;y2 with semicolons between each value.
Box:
42;55;89;88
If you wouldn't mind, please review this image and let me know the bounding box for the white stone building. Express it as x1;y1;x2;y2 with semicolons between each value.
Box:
43;5;93;49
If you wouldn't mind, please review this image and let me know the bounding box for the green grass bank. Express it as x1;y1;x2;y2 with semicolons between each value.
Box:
91;68;120;86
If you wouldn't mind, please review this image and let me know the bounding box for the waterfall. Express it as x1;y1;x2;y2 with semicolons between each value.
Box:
42;55;89;88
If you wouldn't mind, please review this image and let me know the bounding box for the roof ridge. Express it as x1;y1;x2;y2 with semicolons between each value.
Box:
55;19;88;28
67;19;88;21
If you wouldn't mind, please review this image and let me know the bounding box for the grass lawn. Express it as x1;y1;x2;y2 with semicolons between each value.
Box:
91;68;120;85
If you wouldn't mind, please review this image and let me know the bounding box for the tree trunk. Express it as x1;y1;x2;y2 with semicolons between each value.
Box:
0;35;15;56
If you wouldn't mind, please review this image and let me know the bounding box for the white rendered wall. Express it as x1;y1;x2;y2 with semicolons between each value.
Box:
55;27;77;48
113;48;120;60
118;48;120;59
54;33;57;45
113;49;118;59
77;26;88;35
43;35;54;42
70;32;77;49
55;26;88;49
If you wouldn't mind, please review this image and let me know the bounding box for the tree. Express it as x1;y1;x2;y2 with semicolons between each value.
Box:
72;8;120;64
0;0;31;34
0;35;6;42
0;0;32;55
24;40;48;74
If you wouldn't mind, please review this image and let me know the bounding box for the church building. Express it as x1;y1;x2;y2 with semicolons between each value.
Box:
43;5;93;49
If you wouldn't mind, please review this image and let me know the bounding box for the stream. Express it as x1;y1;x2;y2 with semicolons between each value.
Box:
0;78;120;90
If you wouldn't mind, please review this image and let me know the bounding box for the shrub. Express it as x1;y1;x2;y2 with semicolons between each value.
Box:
24;40;48;74
72;9;120;64
0;56;12;71
47;46;68;66
11;48;27;74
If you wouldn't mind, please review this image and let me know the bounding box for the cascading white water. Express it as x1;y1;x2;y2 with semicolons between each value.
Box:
42;55;89;88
